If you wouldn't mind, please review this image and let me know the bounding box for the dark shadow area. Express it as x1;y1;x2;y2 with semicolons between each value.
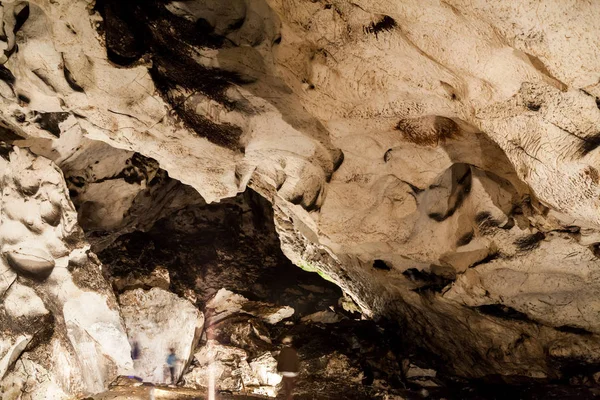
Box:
97;187;341;317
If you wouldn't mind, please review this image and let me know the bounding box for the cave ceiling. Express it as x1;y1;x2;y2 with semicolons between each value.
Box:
2;0;600;385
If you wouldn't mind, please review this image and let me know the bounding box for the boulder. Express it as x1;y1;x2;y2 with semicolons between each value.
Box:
5;247;55;280
301;310;342;324
183;340;282;395
206;288;294;325
119;287;204;383
210;314;273;357
184;340;254;392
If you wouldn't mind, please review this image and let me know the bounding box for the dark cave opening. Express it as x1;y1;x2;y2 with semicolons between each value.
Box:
77;173;600;400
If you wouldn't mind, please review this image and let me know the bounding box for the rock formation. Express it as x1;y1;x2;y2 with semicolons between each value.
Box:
2;0;600;397
0;145;131;399
119;287;204;383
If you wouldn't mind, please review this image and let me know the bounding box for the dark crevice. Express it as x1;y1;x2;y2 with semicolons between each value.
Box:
0;65;16;84
383;148;392;162
589;243;600;258
469;250;499;269
403;268;454;294
0;142;13;160
0;126;22;142
401;180;424;194
373;259;391;271
428;164;472;222
456;230;474;247
476;304;531;322
17;94;30;104
555;325;593;336
62;59;85;92
32;111;70;137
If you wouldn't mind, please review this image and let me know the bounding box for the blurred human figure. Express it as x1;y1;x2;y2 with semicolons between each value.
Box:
131;339;140;365
166;348;178;384
277;336;299;400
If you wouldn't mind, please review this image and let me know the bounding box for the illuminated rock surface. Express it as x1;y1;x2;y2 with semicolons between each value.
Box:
2;0;600;398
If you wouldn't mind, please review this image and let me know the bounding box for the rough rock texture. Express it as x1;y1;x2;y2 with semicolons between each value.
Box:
183;339;279;396
206;288;294;326
0;145;131;398
119;287;204;383
97;185;343;317
2;0;600;386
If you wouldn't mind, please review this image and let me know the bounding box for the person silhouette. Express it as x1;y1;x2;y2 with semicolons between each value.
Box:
166;348;179;384
130;338;141;378
277;337;300;400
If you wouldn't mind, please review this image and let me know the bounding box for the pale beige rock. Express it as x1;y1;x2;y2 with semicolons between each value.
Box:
206;288;294;325
183;340;281;396
119;288;204;384
2;0;600;381
0;146;132;398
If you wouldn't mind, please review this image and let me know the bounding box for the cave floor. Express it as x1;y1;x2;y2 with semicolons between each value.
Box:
90;385;271;399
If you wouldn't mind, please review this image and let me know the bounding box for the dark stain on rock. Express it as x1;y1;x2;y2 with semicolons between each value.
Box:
0;65;16;84
435;116;461;142
402;180;424;195
169;98;244;151
476;304;531;322
332;148;345;172
68;176;86;189
404;268;454;293
13;110;26;123
578;133;600;156
456;230;474;247
396;116;460;147
146;24;247;151
584;166;600;184
562;225;580;234
13;2;30;33
525;102;541;111
475;211;500;234
514;232;545;251
63;63;85;92
373;259;391;271
33;111;70;137
469;250;499;269
365;16;397;37
17;93;30;104
99;0;147;65
428;212;445;222
88;153;159;186
555;325;593;336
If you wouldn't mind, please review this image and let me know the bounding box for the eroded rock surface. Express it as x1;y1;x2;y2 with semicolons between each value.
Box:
1;0;600;389
119;287;204;383
0;145;131;398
